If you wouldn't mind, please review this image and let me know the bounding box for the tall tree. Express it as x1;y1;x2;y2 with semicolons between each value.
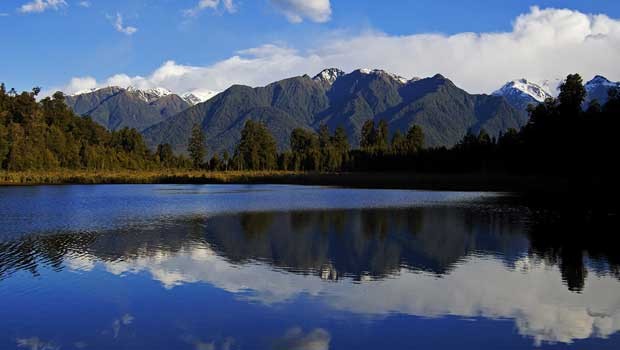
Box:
360;120;375;151
187;124;206;169
376;120;389;152
290;128;320;171
234;120;277;170
391;130;407;155
406;125;425;153
558;74;586;115
156;143;175;168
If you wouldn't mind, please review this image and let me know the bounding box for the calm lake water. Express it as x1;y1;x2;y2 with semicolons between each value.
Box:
0;185;619;350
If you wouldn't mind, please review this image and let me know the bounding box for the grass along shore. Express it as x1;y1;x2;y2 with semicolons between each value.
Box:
0;170;570;193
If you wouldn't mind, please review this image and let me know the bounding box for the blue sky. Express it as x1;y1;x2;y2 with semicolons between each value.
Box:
1;0;619;95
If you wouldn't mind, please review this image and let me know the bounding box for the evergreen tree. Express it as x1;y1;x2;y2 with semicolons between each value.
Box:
233;120;277;170
290;128;320;171
360;120;375;150
405;125;424;153
187;124;206;169
391;130;407;155
376;120;389;152
156;143;175;168
209;154;222;171
332;126;350;167
558;74;586;115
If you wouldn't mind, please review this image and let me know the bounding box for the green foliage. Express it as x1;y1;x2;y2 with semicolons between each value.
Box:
558;74;586;115
290;128;320;171
406;125;425;153
288;125;351;171
360;120;375;150
232;120;278;170
187;124;206;169
0;84;167;171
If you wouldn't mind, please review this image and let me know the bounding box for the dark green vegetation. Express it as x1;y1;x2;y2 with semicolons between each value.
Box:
1;73;617;206
65;87;191;131
0;85;189;171
142;70;526;155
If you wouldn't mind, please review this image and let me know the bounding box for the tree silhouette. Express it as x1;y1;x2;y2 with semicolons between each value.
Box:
187;123;206;169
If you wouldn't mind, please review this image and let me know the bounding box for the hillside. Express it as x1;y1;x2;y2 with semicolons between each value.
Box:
65;87;193;132
144;69;526;155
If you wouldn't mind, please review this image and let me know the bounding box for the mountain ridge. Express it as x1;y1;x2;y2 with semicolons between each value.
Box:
142;70;526;155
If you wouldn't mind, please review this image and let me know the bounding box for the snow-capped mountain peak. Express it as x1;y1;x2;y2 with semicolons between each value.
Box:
181;89;219;105
493;79;552;103
313;68;345;86
585;75;619;92
356;68;410;84
126;86;173;103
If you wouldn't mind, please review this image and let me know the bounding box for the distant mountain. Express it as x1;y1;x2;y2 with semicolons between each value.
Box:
143;69;526;155
65;87;193;131
585;75;620;106
312;68;345;88
493;79;553;113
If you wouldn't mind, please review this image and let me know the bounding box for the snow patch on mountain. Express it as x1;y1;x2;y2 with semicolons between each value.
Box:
126;86;173;103
356;69;410;84
585;75;620;92
493;79;552;103
313;68;345;86
182;89;218;104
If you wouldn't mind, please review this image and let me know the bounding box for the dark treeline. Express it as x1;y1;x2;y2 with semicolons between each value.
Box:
0;85;190;171
2;73;618;190
209;74;618;184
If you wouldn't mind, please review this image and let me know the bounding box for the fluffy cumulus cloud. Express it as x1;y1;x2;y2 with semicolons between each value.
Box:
270;0;332;23
184;0;236;17
112;13;137;35
274;328;331;350
57;7;620;97
19;0;67;13
94;244;620;346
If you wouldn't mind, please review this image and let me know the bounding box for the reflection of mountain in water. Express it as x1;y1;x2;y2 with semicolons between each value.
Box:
1;206;618;293
3;206;620;345
204;208;530;280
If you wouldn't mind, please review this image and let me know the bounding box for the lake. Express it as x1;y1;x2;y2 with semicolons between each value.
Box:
1;185;619;350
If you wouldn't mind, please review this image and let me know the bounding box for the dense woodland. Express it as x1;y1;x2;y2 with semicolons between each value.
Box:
1;74;618;189
0;85;190;171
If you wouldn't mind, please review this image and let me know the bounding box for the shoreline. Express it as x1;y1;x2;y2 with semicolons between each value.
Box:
0;170;567;192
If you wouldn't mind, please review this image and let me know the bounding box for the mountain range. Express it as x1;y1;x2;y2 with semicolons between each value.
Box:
65;86;201;131
585;76;620;106
63;71;618;155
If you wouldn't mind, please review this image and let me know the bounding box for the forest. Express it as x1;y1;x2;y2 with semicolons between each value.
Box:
1;74;618;190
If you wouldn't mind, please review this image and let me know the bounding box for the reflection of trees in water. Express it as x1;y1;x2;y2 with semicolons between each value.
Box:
0;220;206;281
204;207;530;280
527;211;620;292
1;206;619;293
0;232;96;279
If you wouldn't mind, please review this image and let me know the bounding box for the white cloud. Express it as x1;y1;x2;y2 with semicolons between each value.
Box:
16;337;59;350
184;0;236;17
78;1;90;8
113;13;137;36
56;7;620;97
19;0;67;13
97;244;620;346
0;13;10;17
270;0;331;23
274;328;331;350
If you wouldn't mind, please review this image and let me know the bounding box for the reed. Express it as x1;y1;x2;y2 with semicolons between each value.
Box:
0;169;559;193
